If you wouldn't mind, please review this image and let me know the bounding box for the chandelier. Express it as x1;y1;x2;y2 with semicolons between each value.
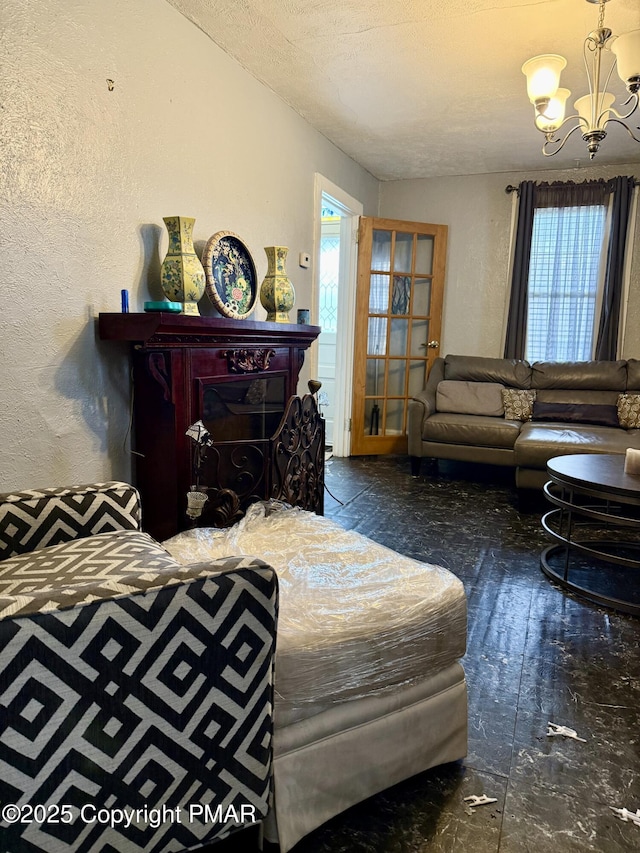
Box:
521;0;640;158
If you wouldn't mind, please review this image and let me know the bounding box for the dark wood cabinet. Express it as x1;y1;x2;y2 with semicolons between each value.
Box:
99;313;322;541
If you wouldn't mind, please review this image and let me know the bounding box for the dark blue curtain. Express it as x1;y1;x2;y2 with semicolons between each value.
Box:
503;181;536;360
595;176;636;360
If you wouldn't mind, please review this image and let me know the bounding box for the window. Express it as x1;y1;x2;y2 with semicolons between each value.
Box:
319;206;340;333
504;177;636;362
525;202;607;361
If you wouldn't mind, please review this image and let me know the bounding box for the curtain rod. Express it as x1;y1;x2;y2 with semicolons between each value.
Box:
505;179;639;195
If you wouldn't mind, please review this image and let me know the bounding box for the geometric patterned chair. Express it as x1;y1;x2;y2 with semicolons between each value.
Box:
0;482;278;853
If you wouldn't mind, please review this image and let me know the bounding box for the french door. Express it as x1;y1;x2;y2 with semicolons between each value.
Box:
351;216;447;455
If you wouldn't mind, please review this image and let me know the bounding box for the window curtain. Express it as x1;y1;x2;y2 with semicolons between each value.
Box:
503;181;536;360
504;177;633;361
594;175;636;360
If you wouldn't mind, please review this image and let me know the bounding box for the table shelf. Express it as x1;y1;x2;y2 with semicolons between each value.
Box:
541;454;640;616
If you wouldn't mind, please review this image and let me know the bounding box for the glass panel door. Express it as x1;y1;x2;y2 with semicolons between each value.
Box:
352;217;447;455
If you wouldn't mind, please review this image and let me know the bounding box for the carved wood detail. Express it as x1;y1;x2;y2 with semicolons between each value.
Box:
222;348;276;373
146;353;171;402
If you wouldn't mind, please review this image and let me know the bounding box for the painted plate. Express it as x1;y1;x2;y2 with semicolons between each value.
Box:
202;231;258;319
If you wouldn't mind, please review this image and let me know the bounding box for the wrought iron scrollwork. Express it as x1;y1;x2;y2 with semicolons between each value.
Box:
197;443;266;527
270;394;325;514
191;394;324;528
206;487;245;528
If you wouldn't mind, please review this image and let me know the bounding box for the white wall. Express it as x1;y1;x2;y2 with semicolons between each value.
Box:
0;0;379;491
379;164;640;360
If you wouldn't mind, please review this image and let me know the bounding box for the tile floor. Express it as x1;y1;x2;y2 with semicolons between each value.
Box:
219;455;640;852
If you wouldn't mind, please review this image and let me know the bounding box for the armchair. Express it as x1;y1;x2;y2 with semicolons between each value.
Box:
0;482;277;852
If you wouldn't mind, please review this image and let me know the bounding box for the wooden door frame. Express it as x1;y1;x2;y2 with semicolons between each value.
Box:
311;174;363;457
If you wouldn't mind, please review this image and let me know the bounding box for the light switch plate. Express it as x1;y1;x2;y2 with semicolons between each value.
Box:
299;252;311;268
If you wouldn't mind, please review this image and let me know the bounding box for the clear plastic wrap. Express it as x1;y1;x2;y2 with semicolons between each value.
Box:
163;502;466;724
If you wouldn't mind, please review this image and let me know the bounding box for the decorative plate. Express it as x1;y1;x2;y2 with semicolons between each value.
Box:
202;231;258;319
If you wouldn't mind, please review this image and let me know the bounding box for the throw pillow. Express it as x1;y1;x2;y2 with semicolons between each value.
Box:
617;393;640;429
531;401;620;427
502;389;536;421
436;380;505;416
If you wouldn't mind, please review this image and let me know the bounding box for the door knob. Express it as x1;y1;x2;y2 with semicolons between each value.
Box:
427;340;440;348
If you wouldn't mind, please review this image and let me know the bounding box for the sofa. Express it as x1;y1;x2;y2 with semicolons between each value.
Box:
0;482;277;853
409;355;640;490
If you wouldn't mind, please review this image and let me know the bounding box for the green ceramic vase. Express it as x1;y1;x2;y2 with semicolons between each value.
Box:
160;216;206;316
260;246;295;322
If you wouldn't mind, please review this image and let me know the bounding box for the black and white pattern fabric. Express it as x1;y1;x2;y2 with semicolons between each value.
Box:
0;530;184;619
0;560;278;853
0;482;141;561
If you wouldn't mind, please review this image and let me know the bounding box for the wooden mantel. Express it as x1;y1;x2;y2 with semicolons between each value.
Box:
99;312;321;348
99;312;321;540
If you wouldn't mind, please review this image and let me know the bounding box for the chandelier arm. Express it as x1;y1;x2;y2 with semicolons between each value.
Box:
602;117;640;145
605;93;640;123
534;111;585;134
583;34;597;103
594;51;618;125
600;45;617;89
541;123;584;156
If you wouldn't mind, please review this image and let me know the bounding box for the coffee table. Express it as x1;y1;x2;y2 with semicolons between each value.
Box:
541;453;640;616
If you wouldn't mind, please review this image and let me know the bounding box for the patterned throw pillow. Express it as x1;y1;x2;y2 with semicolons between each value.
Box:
502;389;536;421
617;393;640;428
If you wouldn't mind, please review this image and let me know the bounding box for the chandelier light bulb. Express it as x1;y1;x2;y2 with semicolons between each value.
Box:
522;54;567;103
574;91;616;131
536;88;571;133
612;29;640;92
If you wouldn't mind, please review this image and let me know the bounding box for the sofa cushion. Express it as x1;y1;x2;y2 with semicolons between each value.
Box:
502;389;536;421
423;413;521;449
618;393;640;429
0;529;181;610
531;401;620;427
0;529;270;619
531;360;627;391
0;481;141;560
444;355;532;388
627;360;640;391
514;423;640;468
436;380;505;416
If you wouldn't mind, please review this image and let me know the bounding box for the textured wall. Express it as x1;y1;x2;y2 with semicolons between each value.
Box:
379;164;640;360
0;0;379;491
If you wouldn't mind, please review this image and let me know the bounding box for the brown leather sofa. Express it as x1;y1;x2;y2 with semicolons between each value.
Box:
409;355;640;490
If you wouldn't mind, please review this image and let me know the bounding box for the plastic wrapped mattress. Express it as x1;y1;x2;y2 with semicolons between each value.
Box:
163;503;466;726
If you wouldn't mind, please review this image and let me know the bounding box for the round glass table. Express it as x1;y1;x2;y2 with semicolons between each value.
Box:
541;453;640;616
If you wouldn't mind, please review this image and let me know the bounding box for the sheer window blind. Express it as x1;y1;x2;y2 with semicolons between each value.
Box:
525;203;607;362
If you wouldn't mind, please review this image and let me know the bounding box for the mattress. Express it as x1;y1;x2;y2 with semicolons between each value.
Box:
163;503;466;726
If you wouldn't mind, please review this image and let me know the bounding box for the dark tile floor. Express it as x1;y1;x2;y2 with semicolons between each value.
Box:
218;455;640;852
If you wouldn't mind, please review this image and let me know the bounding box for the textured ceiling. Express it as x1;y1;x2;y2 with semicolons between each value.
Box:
168;0;640;180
